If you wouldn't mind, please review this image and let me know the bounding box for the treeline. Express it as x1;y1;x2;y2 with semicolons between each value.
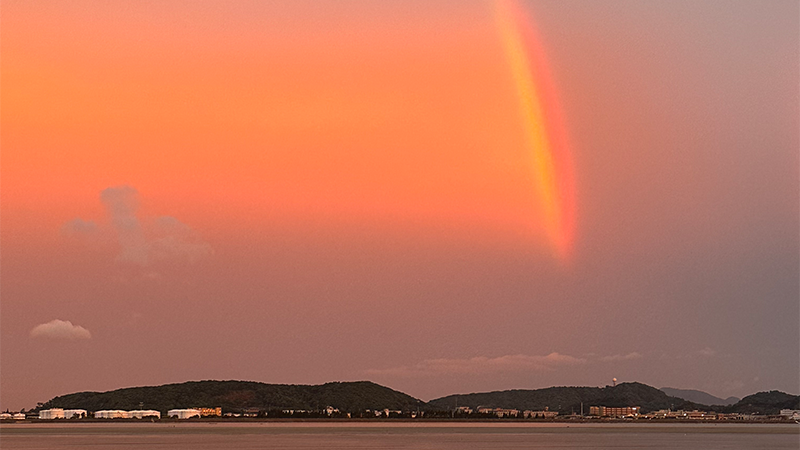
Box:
40;380;425;414
429;382;799;415
38;380;799;416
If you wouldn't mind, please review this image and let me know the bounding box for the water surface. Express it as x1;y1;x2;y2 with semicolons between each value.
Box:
1;422;797;449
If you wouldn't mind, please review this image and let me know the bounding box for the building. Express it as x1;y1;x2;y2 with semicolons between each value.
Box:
129;410;161;419
0;413;12;420
193;407;222;417
39;409;65;419
242;408;260;417
13;413;26;420
94;410;130;419
524;410;558;419
476;407;520;418
780;409;800;420
167;409;201;419
589;406;640;417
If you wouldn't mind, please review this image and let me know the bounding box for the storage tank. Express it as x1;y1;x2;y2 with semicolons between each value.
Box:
167;409;201;419
64;409;87;419
129;410;161;419
94;410;129;419
39;409;65;419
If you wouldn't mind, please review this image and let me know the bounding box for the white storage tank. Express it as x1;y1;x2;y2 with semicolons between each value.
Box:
94;410;129;419
39;409;65;419
129;410;161;419
64;409;87;419
167;409;201;419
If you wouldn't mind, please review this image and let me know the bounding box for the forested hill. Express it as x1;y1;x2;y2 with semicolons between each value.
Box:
40;380;425;413
727;391;800;415
429;382;703;414
429;382;799;415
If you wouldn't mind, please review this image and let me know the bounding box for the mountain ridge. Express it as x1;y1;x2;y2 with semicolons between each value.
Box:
660;387;739;406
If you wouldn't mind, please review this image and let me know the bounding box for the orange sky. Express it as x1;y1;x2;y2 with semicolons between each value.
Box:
2;1;570;256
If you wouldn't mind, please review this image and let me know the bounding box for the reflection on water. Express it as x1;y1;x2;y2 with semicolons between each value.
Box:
1;422;798;450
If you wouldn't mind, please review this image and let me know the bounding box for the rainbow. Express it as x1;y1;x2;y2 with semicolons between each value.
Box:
494;0;576;263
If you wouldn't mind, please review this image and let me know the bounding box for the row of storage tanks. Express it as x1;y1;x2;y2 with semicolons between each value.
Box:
37;408;205;419
38;408;161;419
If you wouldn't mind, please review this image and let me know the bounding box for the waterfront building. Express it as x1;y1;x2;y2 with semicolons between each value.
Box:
192;407;222;417
589;406;640;417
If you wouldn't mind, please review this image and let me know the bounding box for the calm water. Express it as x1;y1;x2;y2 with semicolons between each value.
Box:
1;422;798;449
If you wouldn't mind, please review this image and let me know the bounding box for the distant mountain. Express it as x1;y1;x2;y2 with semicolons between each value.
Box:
429;382;701;414
660;387;739;406
726;390;800;415
40;380;425;414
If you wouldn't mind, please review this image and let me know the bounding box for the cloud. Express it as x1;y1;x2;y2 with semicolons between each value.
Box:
600;352;643;362
696;347;716;357
149;216;213;263
101;186;149;265
366;352;586;378
61;218;98;235
30;320;91;340
63;186;212;267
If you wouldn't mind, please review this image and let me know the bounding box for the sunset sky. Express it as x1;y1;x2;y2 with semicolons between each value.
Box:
1;0;798;411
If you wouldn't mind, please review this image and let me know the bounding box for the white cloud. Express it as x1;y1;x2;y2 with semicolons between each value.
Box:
366;352;586;378
30;320;91;340
600;352;643;362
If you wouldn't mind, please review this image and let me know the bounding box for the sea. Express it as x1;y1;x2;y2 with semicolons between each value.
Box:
1;422;798;449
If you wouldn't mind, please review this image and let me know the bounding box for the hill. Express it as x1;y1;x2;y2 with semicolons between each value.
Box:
660;387;739;406
725;390;800;415
40;380;425;414
429;382;702;414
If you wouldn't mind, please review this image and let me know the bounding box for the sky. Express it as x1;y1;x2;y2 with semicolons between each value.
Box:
1;0;798;411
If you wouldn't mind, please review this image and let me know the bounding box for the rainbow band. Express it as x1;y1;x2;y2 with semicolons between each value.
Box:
495;0;576;263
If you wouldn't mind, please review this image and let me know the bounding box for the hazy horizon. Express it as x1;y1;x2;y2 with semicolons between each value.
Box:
2;0;798;411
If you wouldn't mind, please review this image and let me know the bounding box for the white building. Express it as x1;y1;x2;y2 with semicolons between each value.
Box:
0;413;12;420
39;409;65;419
64;409;88;419
129;410;161;419
167;409;201;419
13;413;26;420
94;410;130;419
